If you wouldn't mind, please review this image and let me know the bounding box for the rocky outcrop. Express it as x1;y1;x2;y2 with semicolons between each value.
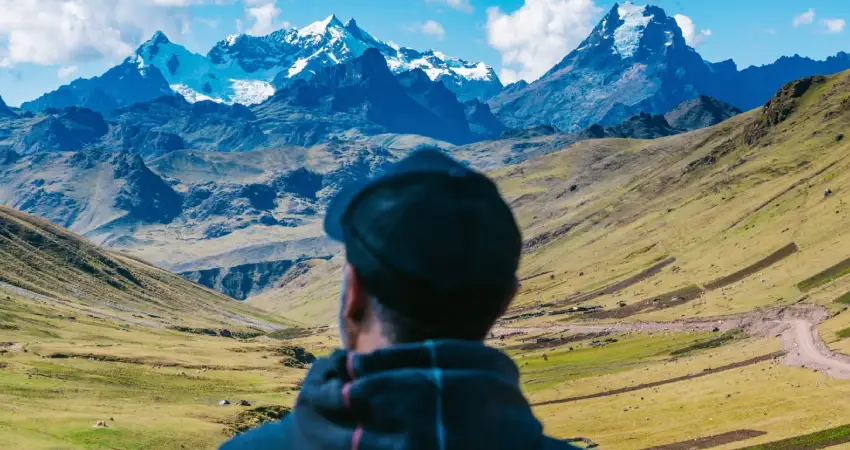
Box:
181;258;330;300
113;154;183;224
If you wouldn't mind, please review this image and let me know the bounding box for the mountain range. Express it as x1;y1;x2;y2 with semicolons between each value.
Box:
19;3;850;143
24;15;501;114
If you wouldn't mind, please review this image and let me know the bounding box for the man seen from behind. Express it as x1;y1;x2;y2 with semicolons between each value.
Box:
221;149;584;450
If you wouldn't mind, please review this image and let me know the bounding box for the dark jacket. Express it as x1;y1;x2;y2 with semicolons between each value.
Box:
220;340;583;450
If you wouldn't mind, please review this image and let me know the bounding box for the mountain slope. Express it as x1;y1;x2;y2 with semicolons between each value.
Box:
491;3;850;133
0;205;290;330
21;61;175;114
0;95;16;118
0;150;183;237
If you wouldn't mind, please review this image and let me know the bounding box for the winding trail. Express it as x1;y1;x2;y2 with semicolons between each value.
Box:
495;304;850;380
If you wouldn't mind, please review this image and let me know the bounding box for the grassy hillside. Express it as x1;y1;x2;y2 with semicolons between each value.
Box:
501;72;850;321
0;205;293;331
0;206;327;449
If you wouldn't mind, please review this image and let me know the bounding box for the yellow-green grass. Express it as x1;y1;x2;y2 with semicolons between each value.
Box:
835;291;850;305
737;424;850;449
537;360;850;450
510;332;720;393
0;292;330;450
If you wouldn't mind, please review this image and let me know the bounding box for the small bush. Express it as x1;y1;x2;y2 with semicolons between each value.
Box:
834;291;850;305
224;406;291;437
670;331;741;356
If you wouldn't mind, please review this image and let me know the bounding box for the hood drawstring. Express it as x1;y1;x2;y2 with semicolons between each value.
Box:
344;352;363;450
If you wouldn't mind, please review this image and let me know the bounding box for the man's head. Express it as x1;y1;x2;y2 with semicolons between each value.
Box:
324;149;522;352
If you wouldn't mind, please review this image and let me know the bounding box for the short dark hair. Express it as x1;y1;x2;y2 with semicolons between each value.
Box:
368;293;505;344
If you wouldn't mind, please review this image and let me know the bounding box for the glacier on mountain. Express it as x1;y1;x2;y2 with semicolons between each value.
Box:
132;15;501;106
614;3;653;58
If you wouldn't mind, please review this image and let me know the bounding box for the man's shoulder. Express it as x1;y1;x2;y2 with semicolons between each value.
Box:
219;418;290;450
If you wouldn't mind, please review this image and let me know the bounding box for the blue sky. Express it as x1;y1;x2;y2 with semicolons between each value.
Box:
0;0;848;106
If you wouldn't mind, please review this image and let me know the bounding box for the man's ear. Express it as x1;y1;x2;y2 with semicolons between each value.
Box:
342;264;369;325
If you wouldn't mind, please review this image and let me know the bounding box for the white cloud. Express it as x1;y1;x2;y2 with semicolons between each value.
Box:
0;0;216;67
674;14;712;48
486;0;602;84
57;65;78;78
421;20;446;40
822;18;846;34
426;0;473;13
793;8;816;27
245;1;288;36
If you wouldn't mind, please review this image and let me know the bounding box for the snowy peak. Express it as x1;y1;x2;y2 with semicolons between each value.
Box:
298;14;345;37
581;2;685;62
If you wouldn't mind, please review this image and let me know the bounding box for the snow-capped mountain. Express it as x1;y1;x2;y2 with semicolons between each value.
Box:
491;2;850;132
135;15;501;106
492;2;712;132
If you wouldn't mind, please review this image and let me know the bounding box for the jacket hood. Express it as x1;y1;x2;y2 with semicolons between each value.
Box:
221;340;582;450
296;339;546;449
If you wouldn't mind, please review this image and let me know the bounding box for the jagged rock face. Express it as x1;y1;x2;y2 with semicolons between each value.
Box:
110;96;268;153
112;124;185;159
745;75;827;145
0;150;183;236
465;100;506;137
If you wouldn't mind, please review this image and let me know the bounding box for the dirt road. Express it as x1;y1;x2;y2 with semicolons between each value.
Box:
495;305;850;379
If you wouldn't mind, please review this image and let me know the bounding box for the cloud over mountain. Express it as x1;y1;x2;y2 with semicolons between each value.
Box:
485;0;602;84
0;0;224;67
